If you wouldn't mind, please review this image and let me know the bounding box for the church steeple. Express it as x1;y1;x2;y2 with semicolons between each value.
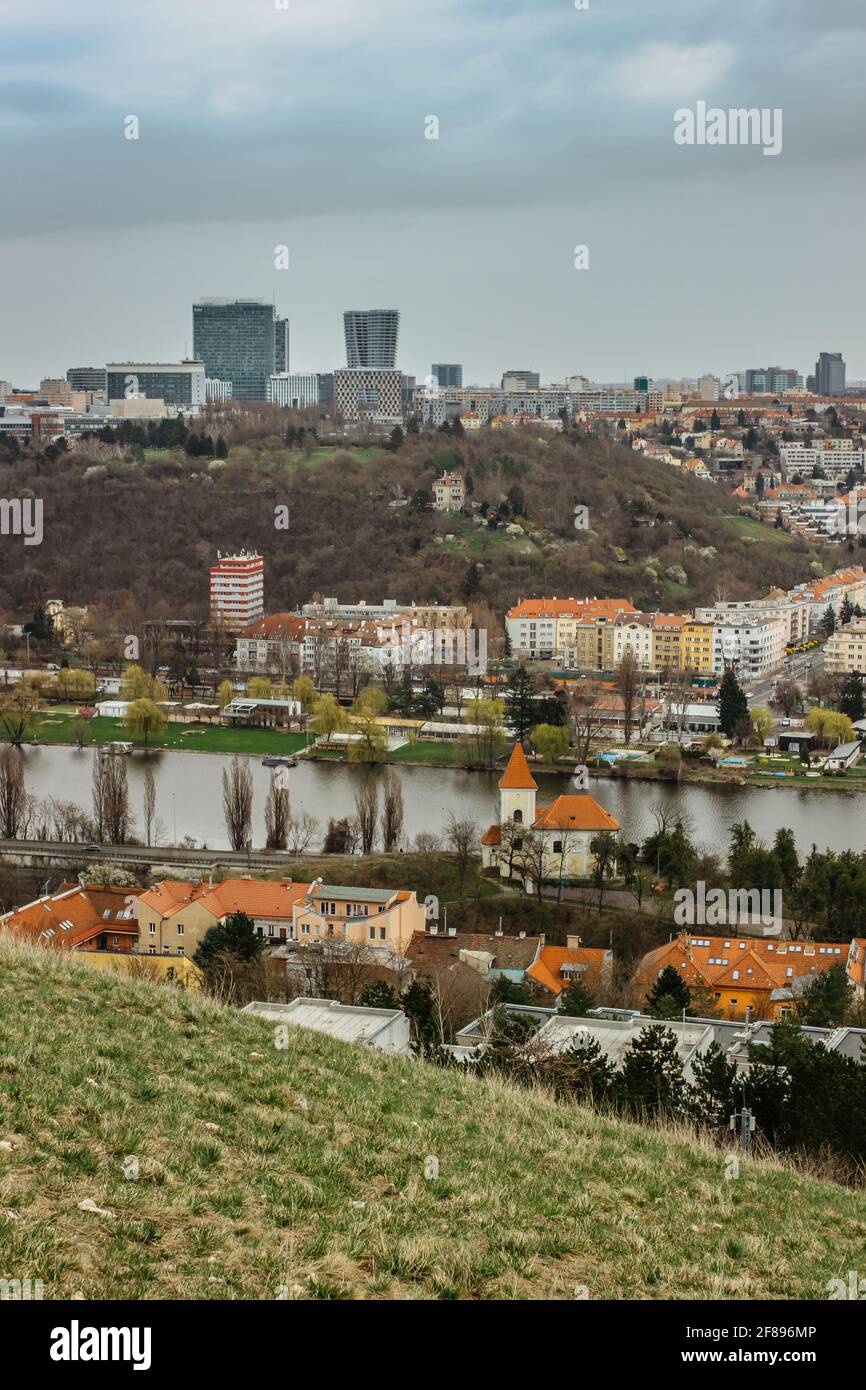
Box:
499;742;537;826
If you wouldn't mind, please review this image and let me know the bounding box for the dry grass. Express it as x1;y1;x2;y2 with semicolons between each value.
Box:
0;937;864;1300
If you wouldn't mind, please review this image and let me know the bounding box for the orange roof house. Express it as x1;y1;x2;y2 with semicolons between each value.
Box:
0;883;142;953
526;940;612;1001
634;933;848;1022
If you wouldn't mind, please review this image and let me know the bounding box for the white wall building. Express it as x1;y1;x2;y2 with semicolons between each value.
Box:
711;618;786;680
267;373;319;408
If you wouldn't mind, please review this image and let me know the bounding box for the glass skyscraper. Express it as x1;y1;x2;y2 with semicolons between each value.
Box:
192;300;278;401
343;310;399;369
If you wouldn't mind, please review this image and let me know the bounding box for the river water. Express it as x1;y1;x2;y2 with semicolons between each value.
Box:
14;745;866;858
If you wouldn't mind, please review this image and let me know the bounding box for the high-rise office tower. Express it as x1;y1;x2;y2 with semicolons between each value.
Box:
274;317;290;375
343;310;399;369
431;364;462;388
501;369;540;390
192;300;277;401
66;367;107;394
815;352;846;397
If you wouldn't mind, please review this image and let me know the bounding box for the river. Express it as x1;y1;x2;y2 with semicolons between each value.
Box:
13;745;866;858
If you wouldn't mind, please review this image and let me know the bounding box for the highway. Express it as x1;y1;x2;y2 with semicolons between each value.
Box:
0;839;326;871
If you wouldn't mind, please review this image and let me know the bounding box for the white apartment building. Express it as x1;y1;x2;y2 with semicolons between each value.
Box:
781;442;864;480
210;551;265;632
696;598;809;647
267;373;319;408
697;374;720;401
433;473;465;511
611;614;654;670
711;617;786;681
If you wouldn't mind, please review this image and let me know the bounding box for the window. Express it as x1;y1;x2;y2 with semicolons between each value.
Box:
148;923;156;935
553;840;563;854
379;926;386;940
112;936;119;947
177;947;185;956
177;924;184;936
149;946;156;956
368;926;376;941
513;809;523;824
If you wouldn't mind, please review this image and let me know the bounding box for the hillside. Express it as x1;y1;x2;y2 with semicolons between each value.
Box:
0;426;833;629
1;939;863;1300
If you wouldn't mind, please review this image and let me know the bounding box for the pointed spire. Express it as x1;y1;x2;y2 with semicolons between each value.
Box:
498;742;538;790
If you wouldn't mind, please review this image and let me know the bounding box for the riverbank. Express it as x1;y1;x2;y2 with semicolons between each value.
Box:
21;712;307;758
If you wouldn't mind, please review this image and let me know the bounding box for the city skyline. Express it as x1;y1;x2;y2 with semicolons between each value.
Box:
1;0;864;383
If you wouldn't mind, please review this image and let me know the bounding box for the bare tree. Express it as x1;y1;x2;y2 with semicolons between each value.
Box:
264;773;290;850
143;765;156;847
91;752;107;843
615;651;639;746
0;745;26;839
412;830;443;897
103;754;131;844
222;754;253;851
380;768;404;852
570;683;607;764
354;776;378;855
286;810;319;854
445;813;479;892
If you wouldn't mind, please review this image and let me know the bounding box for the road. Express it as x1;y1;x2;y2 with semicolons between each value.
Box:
0;839;326;871
749;647;823;709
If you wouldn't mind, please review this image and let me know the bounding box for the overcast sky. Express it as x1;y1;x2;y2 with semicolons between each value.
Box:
1;0;864;386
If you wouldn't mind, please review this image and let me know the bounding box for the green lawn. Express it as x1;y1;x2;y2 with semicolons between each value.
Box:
1;937;863;1300
725;514;797;545
29;714;308;757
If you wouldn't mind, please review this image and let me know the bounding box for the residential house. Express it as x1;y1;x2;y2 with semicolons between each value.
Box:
634;934;847;1022
1;882;142;953
292;883;426;955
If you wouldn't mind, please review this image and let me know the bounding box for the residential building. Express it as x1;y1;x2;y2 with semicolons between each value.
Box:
433;472;465;511
525;938;613;1002
1;883;142;953
481;743;621;887
292;884;425;955
106;361;206;407
697;373;719;401
611;612;654;670
431;363;462;388
744;367;801;394
210;550;264;632
651;613;688;674
710;616;785;680
136;881;214;956
343;310;399;369
823;618;866;674
200;878;310;943
634;934;847;1022
505;596;635;662
267;372;318;408
682;619;715;673
780;441;863;480
847;939;866;1000
242;998;410;1053
235;613;306;674
192;299;278;401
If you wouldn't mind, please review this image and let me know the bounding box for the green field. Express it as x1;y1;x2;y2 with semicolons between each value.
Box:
1;938;863;1300
724;514;797;545
29;713;307;757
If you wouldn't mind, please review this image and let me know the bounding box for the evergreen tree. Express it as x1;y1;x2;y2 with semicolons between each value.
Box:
772;827;800;890
557;1034;617;1104
360;980;398;1009
194;910;263;968
690;1042;739;1129
505;665;537;745
838;671;864;723
618;1025;687;1120
489;975;532;1006
645;965;691;1019
215;434;229;459
796;963;853;1028
558;978;595;1016
401;979;438;1055
718;668;748;737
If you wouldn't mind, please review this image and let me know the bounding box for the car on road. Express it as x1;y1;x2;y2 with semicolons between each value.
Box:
83;844;103;853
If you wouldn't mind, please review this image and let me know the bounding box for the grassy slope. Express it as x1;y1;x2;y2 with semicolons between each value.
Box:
1;939;863;1301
